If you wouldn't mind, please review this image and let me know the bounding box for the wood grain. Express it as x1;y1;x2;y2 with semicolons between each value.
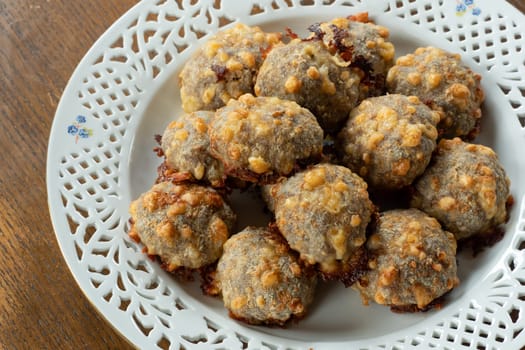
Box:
0;0;523;349
510;0;525;13
0;1;137;349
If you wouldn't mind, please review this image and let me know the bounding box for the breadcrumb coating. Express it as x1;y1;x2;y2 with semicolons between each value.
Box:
386;47;484;139
410;138;511;240
355;209;459;310
216;226;317;325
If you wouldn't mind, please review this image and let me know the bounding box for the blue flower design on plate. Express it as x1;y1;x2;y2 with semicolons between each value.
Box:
471;7;482;16
67;125;79;135
456;3;467;13
456;0;481;16
78;128;90;139
67;115;93;143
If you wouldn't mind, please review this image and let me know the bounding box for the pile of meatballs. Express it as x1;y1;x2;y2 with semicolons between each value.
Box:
128;14;513;326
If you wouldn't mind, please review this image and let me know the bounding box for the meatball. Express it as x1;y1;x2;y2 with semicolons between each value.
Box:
307;13;395;98
254;39;361;133
355;209;459;311
337;94;440;190
273;163;374;284
260;181;281;213
386;46;484;139
161;111;225;187
410;138;511;240
128;182;236;271
179;23;282;112
209;93;324;183
216;226;318;326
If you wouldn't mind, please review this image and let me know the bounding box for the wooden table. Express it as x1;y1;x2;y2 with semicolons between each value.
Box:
1;0;524;349
1;1;137;349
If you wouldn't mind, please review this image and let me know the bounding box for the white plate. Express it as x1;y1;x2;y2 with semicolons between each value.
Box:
47;0;525;349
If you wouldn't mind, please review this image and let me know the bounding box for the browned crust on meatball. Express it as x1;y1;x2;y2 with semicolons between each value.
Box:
128;182;236;271
457;194;514;256
128;228;202;281
306;13;395;99
318;245;369;287
156;160;195;184
390;292;448;313
215;226;318;326
209;94;324;183
219;164;283;185
337;94;440;190
200;263;221;296
179;23;282;112
160;111;228;187
410;138;511;240
386;47;484;139
226;307;310;328
355;209;459;311
273;164;374;281
255;39;362;133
